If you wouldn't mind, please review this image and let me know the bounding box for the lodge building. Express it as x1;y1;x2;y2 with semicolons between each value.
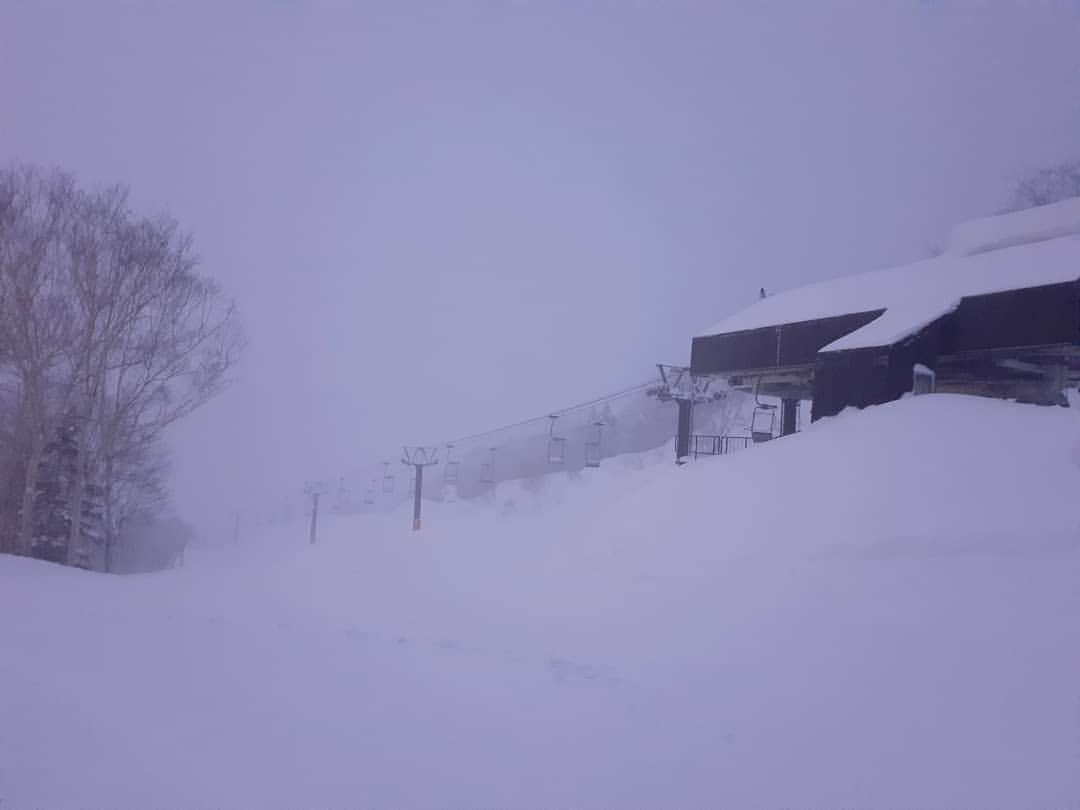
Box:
685;197;1080;450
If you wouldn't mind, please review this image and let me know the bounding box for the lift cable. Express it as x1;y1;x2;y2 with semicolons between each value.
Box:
434;379;657;450
313;378;661;499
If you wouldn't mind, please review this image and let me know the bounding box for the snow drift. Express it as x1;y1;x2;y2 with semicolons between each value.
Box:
1;395;1078;809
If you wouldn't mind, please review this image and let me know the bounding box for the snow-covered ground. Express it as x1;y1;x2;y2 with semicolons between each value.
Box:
2;395;1079;809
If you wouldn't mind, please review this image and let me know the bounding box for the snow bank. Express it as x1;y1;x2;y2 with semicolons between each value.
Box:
1;395;1079;809
699;200;1080;351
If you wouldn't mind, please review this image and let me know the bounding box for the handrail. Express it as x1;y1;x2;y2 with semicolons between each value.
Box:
691;434;753;458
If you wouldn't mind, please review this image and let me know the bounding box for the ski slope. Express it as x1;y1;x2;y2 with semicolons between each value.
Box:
2;395;1079;809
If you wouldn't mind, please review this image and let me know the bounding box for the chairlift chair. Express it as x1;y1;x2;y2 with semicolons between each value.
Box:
751;407;776;443
751;378;777;443
479;447;496;485
364;479;376;505
547;415;566;465
381;461;395;494
443;443;460;485
584;421;604;468
334;477;350;511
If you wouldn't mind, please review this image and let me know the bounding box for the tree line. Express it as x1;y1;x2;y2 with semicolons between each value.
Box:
0;164;243;571
1005;159;1080;212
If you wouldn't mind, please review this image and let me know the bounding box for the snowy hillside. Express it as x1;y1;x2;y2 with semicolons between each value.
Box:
2;395;1079;809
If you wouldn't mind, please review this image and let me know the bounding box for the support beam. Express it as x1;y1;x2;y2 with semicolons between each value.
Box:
412;464;424;531
675;399;692;463
995;358;1049;377
401;445;440;531
308;493;320;544
781;398;798;436
304;481;329;544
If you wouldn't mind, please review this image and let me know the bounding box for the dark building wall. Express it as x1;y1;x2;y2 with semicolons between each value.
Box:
692;326;778;372
942;281;1080;353
885;318;946;400
812;319;946;420
811;348;890;420
692;310;884;375
700;280;1079;423
778;311;885;365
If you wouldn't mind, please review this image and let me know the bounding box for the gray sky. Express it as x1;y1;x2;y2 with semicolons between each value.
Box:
2;0;1078;533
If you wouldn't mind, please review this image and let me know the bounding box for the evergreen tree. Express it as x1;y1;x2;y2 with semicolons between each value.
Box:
30;417;104;567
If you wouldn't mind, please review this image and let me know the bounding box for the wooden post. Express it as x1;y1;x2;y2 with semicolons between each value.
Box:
309;492;320;544
412;464;424;531
401;446;439;531
781;398;798;436
675;398;692;462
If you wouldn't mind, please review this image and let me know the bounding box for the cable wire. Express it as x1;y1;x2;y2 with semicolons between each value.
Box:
435;378;659;449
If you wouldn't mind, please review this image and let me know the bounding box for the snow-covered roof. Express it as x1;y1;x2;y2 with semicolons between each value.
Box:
699;197;1080;352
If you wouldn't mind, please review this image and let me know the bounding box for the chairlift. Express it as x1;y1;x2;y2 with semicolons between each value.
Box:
364;478;376;505
334;477;350;511
479;447;496;485
547;415;566;465
381;461;395;494
444;443;460;485
584;421;604;468
751;378;777;443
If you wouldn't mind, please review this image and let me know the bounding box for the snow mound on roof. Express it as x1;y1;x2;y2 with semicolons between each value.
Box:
946;196;1080;257
698;200;1080;349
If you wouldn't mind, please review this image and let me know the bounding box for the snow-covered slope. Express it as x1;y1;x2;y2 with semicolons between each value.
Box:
2;395;1079;809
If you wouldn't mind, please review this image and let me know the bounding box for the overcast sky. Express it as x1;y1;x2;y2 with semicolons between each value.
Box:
2;0;1078;534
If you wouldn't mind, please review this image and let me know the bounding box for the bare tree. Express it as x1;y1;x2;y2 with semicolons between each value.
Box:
87;211;243;567
102;441;170;572
0;167;79;555
0;163;244;569
1005;160;1080;212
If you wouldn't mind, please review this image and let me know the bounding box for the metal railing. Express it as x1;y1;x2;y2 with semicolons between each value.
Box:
691;434;753;458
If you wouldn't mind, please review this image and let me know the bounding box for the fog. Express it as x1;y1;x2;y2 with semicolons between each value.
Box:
2;1;1077;536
